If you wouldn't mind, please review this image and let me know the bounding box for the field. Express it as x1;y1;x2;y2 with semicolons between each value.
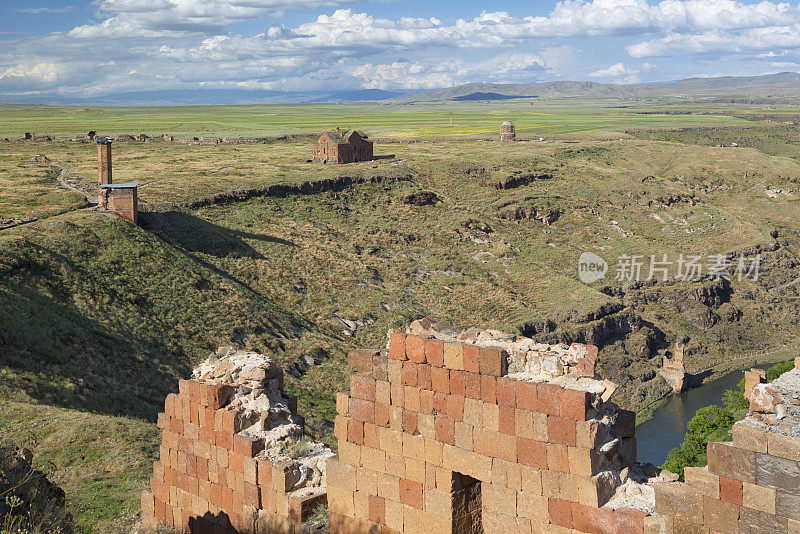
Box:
1;99;799;532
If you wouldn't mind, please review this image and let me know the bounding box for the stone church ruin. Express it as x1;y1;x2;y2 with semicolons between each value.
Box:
313;129;373;164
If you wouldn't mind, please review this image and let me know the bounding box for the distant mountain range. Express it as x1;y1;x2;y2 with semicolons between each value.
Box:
389;72;800;103
0;88;410;106
2;73;798;106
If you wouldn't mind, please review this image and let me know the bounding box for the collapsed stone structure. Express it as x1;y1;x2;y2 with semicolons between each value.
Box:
500;122;516;142
141;320;800;533
658;343;687;394
141;348;333;533
313;129;373;164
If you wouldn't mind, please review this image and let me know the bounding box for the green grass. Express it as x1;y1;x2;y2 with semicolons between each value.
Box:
0;99;799;530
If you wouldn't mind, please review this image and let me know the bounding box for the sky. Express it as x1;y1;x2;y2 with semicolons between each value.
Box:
1;0;799;100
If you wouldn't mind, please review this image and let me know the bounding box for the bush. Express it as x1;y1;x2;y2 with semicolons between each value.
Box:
661;405;733;480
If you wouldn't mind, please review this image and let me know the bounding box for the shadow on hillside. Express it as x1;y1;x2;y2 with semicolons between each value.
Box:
0;280;190;421
140;211;295;259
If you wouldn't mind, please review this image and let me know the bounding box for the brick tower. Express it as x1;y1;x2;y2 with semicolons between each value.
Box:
97;138;112;209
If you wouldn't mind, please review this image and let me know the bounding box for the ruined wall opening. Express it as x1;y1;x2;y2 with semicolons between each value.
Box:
452;472;482;534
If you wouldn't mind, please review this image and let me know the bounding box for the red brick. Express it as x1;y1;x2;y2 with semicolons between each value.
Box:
369;495;386;525
517;438;547;469
719;476;743;506
388;332;407;361
537;384;563;416
549;498;573;529
229;451;244;473
243;482;261;508
465;372;481;400
449;370;466;396
406;335;427;364
221;410;240;434
435;417;455;445
462;345;479;373
425;339;445;367
402;362;419;387
431;367;450;394
403;410;418;434
169;417;184;436
364;422;379;449
478;347;506;377
498;404;515;435
446;395;465;422
560;388;590;421
417;364;432;390
233;433;264;458
206;384;234;410
351;374;376;401
613;508;647;534
196;457;208;481
204;407;215;429
548;416;577;447
347;419;364;445
400;479;424;509
481;375;497;404
516;381;538;411
349;398;376;423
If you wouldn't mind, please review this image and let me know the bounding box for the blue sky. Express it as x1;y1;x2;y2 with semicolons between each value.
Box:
1;0;799;100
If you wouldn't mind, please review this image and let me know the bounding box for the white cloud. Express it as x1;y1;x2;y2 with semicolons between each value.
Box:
14;6;75;14
3;0;800;98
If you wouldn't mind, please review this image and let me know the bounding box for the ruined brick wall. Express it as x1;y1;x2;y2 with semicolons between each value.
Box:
652;357;800;533
326;325;667;533
106;188;138;225
140;350;332;534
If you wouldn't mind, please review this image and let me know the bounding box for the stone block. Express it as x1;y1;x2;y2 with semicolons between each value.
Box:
537;383;563;416
385;498;404;531
516;381;538;412
481;375;497;404
406;335;427;364
518;438;548;470
703;495;739;533
777;490;800;521
496;377;516;406
368;494;386;525
378;473;401;501
464;372;481;400
517;492;548;523
350;374;377;403
402;410;418;435
418;364;432;390
643;514;672;534
732;423;768;454
478;347;506;377
613;508;647;534
462;344;479;373
233;433;264;458
424;339;444;368
742;482;775;514
767;432;800;461
402;362;418;387
548;497;573;529
443;342;464;371
424;486;451;517
498;404;515;436
547;416;577;447
419;389;434;415
482;402;500;432
719;476;742;505
739;506;788;533
404;386;421;412
338;441;361;467
449;370;466;397
446;395;464;422
560;388;590;421
572;503;615;534
347;419;365;446
568;447;602;477
431;367;449;394
546;444;570;473
454;422;473;451
685;466;720;497
361;446;386;473
349;398;376;424
483;482;517;516
790;518;800;534
404;457;426;484
400;479;424;509
520;466;543;495
388;332;407;361
707;442;755;483
755;451;800;495
653;481;703;525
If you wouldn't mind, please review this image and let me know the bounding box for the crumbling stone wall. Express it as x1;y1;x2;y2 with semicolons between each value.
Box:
326;321;672;533
653;356;800;533
140;349;332;533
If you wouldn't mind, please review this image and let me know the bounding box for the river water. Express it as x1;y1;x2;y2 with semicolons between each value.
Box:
635;369;747;467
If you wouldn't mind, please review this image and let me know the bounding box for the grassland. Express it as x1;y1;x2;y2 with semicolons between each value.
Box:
0;99;799;532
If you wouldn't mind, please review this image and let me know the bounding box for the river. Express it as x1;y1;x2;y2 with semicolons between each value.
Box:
635;368;748;467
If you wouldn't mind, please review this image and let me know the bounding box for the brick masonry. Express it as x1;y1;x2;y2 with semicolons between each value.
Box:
140;351;331;534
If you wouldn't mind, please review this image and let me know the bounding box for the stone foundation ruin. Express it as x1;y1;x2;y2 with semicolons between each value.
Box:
142;321;800;533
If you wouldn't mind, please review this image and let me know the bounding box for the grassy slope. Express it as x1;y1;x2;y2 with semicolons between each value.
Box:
0;101;799;531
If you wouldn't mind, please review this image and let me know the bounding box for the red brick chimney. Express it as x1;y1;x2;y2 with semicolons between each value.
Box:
97;138;112;208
